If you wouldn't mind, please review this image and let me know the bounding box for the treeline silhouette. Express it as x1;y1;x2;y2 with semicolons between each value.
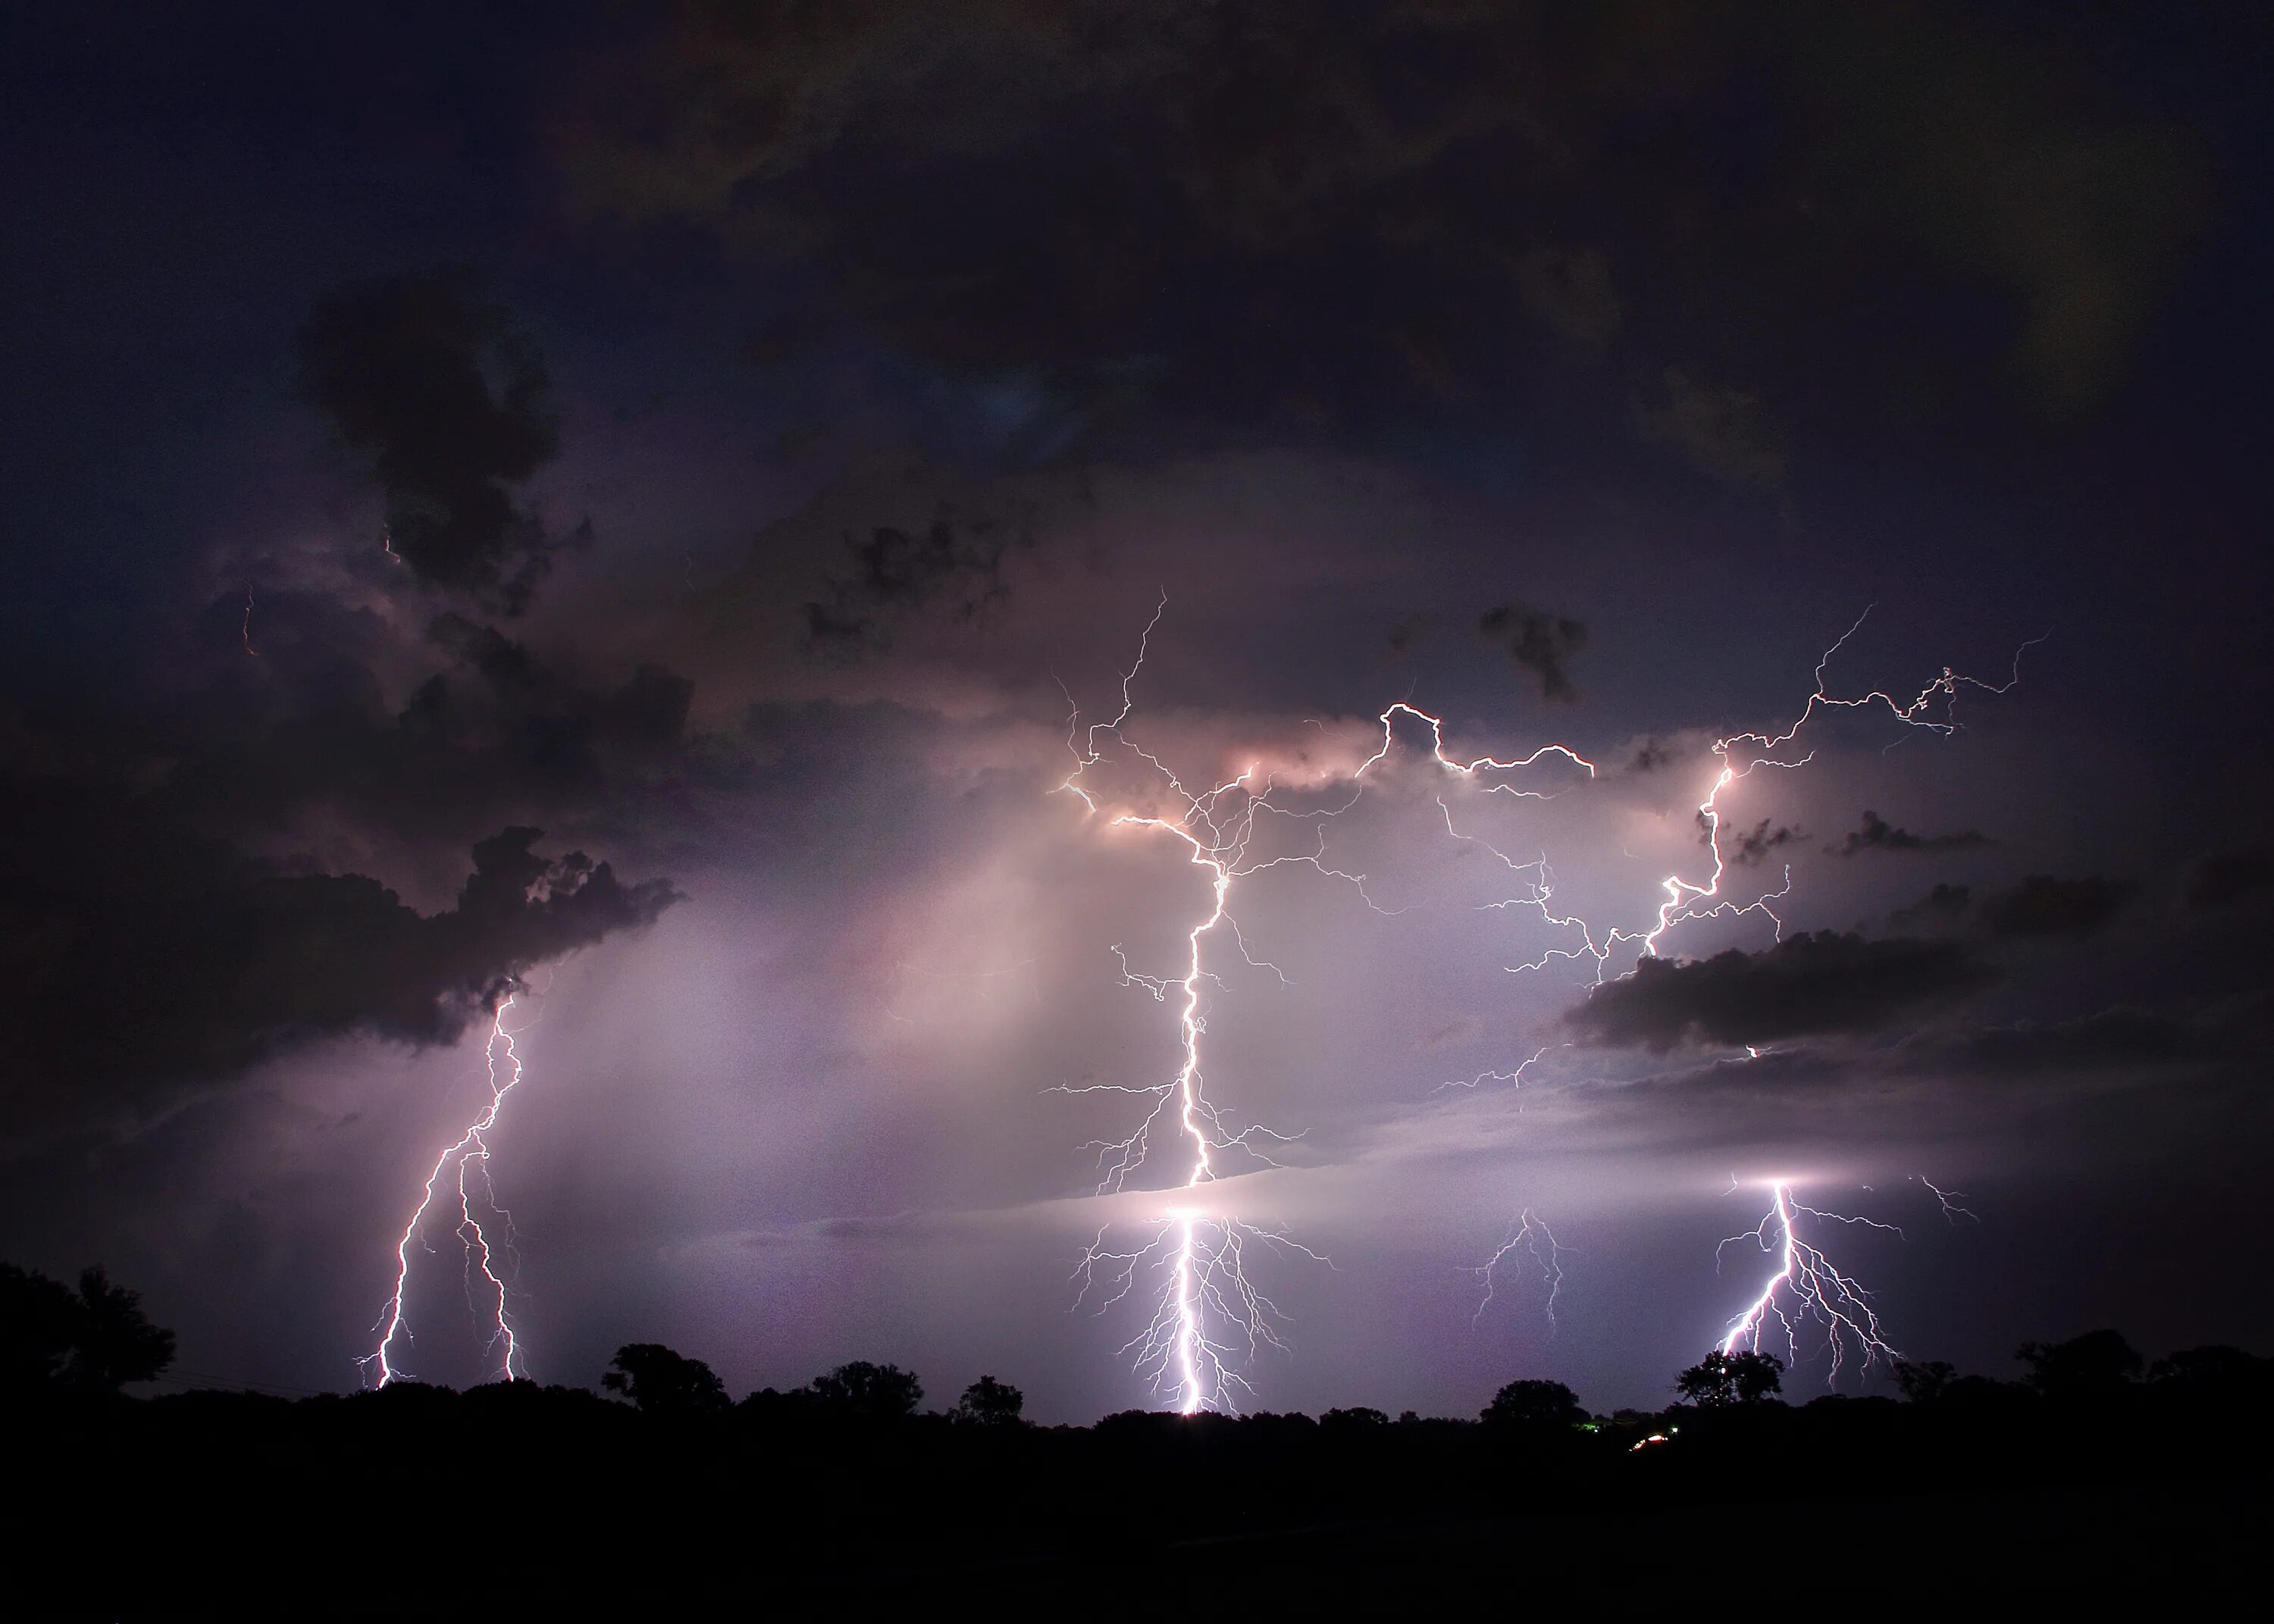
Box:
5;1262;2266;1614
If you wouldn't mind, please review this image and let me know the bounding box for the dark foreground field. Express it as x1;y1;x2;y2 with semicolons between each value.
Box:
11;1369;2268;1616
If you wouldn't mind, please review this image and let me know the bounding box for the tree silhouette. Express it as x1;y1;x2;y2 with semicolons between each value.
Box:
1320;1406;1389;1429
2149;1344;2268;1387
0;1264;80;1394
1481;1378;1586;1428
66;1268;176;1393
1;1263;174;1395
2017;1329;2142;1400
1674;1350;1784;1406
952;1374;1026;1426
1893;1359;1958;1403
807;1360;923;1419
601;1344;729;1413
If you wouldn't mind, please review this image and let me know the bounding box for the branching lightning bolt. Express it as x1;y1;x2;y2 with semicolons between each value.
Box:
1071;1211;1331;1415
1471;1206;1567;1330
1446;607;2040;993
1436;1043;1563;1094
1057;599;2028;1403
1915;1174;1979;1224
1717;1182;1902;1384
362;991;539;1387
1058;598;1610;1410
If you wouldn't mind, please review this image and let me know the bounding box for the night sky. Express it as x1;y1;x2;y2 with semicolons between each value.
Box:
3;2;2269;1422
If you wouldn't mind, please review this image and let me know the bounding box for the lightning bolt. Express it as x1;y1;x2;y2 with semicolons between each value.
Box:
1471;1206;1567;1330
1915;1174;1979;1224
1445;607;2040;991
1436;1043;1562;1094
1057;596;1612;1410
1058;599;2027;1405
1717;1181;1902;1384
361;990;538;1387
240;588;260;658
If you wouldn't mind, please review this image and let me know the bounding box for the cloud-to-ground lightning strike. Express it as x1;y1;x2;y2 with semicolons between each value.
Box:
1424;612;2031;1364
1718;1182;1902;1384
1471;1206;1567;1330
1057;599;1611;1410
362;991;538;1387
1058;601;2024;1404
1057;602;1335;1413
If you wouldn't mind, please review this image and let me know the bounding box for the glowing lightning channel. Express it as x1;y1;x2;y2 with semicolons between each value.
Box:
1717;1182;1902;1384
1057;605;1320;1413
362;992;537;1387
1436;1043;1562;1094
1471;1206;1568;1330
1058;600;1604;1410
1915;1175;1979;1224
240;589;260;659
1057;601;2022;1404
1446;608;2041;993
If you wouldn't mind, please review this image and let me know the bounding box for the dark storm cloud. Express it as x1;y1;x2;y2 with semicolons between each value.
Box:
1630;369;1787;494
1515;244;1621;351
149;598;703;856
2185;846;2274;909
1881;875;2130;940
1590;1001;2219;1115
557;2;2199;452
299;272;569;615
1917;1008;2200;1075
1889;882;1973;933
0;801;675;1124
1789;8;2206;418
804;515;1033;651
1566;930;1994;1052
1725;818;1804;868
0;568;707;1137
1477;602;1587;702
1383;615;1431;662
1828;809;1995;858
1978;874;2131;940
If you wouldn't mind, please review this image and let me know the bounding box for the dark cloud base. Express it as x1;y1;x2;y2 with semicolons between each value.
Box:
0;785;676;1128
1829;809;1994;859
1568;930;1994;1052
